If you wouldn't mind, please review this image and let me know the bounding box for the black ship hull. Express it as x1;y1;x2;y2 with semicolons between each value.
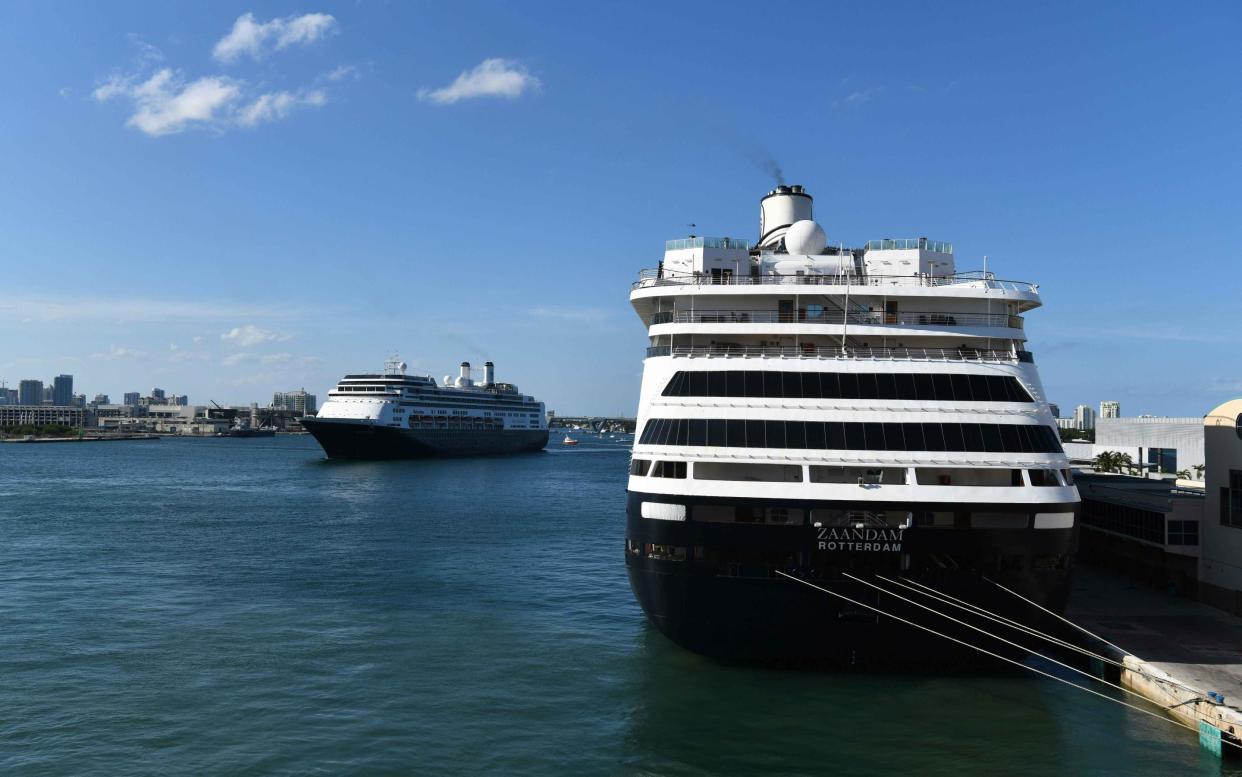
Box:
303;418;549;459
626;490;1078;669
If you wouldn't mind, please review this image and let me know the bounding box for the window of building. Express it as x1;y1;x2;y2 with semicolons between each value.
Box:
1147;448;1177;475
694;462;802;482
809;466;906;485
1083;499;1165;544
638;419;1063;454
650;460;687;479
916;468;1023;486
660;371;1034;402
694;505;804;525
1027;469;1060;486
1224;470;1242;529
1167;520;1199;546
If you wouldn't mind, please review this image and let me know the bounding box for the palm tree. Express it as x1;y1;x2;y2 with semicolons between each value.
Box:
1177;469;1191;480
1193;464;1206;480
1093;451;1133;475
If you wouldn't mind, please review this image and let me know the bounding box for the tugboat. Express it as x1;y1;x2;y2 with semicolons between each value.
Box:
304;358;548;459
623;183;1080;666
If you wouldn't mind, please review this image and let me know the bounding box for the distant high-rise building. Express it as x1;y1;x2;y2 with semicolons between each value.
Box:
72;394;86;408
1074;404;1095;431
151;388;166;402
1049;403;1061;419
1;388;15;405
93;394;111;406
1100;400;1120;419
171;394;188;406
52;374;73;406
272;389;316;415
123;392;141;406
19;379;43;405
42;385;54;404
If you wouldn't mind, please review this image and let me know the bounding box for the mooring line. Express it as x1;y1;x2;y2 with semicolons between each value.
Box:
840;573;1155;709
985;575;1131;657
775;571;1241;751
892;576;1206;699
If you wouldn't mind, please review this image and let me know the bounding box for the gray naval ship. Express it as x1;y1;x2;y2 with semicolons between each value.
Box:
303;358;548;459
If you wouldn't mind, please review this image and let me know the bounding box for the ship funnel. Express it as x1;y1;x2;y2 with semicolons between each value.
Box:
758;184;813;249
483;361;495;386
457;361;472;387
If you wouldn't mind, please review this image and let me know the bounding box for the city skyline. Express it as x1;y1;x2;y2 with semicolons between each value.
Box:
2;3;1240;415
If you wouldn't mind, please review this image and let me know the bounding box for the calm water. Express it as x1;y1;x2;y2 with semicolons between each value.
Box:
0;435;1229;775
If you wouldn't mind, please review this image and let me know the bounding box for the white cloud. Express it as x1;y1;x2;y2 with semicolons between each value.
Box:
58;87;74;98
213;12;337;63
93;68;242;136
221;352;258;367
418;58;540;105
90;345;148;360
0;296;307;325
323;64;357;82
527;306;611;322
221;324;291;347
237;89;326;127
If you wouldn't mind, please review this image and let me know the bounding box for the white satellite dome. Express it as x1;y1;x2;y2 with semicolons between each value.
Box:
784;219;827;255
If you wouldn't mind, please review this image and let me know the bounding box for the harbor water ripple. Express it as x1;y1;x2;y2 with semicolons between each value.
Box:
0;436;1231;775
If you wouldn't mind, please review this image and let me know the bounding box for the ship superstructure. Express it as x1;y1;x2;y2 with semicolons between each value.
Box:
624;184;1080;665
304;358;548;459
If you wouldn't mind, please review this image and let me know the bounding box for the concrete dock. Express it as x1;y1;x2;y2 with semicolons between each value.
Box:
1066;564;1242;756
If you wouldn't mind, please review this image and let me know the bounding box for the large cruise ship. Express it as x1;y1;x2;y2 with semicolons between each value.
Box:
624;184;1080;666
304;358;548;459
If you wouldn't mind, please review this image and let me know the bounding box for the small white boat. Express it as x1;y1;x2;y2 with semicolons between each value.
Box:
562;435;578;445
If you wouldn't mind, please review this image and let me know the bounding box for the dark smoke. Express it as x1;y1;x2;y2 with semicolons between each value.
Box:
740;145;784;186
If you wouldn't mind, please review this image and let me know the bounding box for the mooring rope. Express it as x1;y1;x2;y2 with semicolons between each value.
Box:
891;575;1206;699
775;571;1242;752
985;575;1130;657
840;573;1155;708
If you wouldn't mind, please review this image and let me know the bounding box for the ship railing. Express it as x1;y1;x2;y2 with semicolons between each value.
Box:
649;309;1022;329
645;344;1030;363
633;268;1038;294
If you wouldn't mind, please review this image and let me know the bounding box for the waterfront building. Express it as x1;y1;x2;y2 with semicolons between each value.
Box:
42;385;54;404
0;405;84;428
93;394;110;406
1076;473;1201;595
52;374;73;407
1049;403;1061;419
1100;400;1120;419
1073;399;1242;617
272;389;316;415
151;388;166;402
123;392;140;406
1096;417;1204;476
1056;418;1077;431
1074;404;1095;431
18;379;43;406
1201;401;1242;614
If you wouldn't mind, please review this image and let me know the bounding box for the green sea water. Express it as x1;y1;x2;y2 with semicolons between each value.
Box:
0;435;1232;775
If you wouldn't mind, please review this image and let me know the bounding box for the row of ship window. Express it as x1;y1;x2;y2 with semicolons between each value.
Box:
661;371;1033;403
638;418;1065;454
626;543;1073;574
630;459;1073;487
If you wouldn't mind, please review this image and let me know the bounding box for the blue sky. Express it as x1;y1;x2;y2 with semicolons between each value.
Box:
0;1;1239;416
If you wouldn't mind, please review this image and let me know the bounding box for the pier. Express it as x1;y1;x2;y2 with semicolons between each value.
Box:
1067;565;1242;758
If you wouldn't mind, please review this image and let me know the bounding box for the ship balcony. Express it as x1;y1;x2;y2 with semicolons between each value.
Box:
648;308;1023;330
630;268;1041;308
644;340;1032;363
